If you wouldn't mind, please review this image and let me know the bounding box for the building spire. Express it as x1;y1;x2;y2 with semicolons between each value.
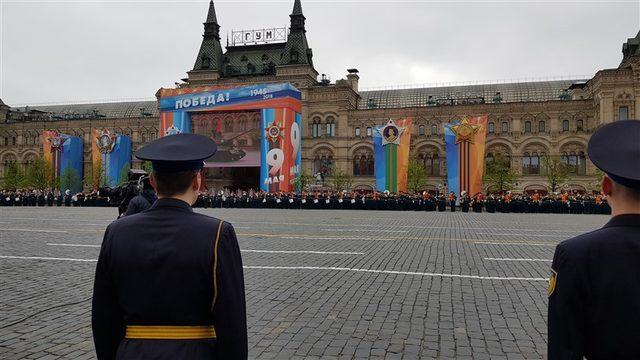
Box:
206;0;218;24
282;0;313;66
289;0;306;33
203;0;220;40
192;0;223;72
292;0;303;16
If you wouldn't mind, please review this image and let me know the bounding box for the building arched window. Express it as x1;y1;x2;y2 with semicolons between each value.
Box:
311;117;321;138
326;116;336;138
141;133;147;144
530;152;540;174
419;152;439;176
524;121;532;133
418;125;425;136
313;152;334;176
224;120;233;132
11;137;16;145
488;122;495;134
561;151;586;175
354;127;361;137
353;148;374;176
576;120;584;131
485;152;494;167
430;124;438;135
577;151;586;175
538;121;546;133
523;152;531;174
501;121;509;133
562;120;570;132
366;127;372;137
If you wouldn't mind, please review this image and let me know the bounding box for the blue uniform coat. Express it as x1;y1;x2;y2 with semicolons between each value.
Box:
92;198;247;359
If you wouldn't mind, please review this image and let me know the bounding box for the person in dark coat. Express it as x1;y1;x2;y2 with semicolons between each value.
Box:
448;192;457;212
548;120;640;360
123;176;157;216
92;133;247;360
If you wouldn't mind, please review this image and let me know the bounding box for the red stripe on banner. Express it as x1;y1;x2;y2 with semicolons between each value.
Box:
160;112;173;137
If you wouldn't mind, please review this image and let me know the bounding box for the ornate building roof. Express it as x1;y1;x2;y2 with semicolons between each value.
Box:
358;79;584;109
620;30;640;68
8;100;158;122
191;0;313;78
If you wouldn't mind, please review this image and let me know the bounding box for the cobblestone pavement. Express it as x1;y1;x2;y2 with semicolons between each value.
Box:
0;207;609;359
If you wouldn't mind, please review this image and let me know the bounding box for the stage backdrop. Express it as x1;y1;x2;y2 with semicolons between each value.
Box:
42;131;83;192
91;129;132;188
373;118;413;193
156;83;302;193
444;115;488;198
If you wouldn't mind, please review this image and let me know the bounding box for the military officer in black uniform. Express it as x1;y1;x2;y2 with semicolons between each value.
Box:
548;120;640;360
123;176;157;216
92;133;247;360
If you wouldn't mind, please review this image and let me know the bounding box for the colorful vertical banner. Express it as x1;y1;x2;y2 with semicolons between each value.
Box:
91;129;132;188
373;118;413;193
260;107;302;193
42;131;83;192
444;115;488;198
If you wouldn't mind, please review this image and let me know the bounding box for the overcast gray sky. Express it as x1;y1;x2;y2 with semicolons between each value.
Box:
1;0;638;105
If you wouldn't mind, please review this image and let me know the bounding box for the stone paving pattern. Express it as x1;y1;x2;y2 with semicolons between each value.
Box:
0;208;608;359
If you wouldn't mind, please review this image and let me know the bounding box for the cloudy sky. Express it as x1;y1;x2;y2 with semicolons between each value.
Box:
1;0;638;105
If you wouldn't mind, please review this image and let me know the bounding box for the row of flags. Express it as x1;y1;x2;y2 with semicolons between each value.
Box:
39;115;488;197
374;115;488;196
42;129;131;191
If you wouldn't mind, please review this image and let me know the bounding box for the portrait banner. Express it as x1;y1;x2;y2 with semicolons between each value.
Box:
373;118;413;193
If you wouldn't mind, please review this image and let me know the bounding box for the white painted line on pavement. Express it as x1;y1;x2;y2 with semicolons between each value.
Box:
0;256;546;281
48;243;100;247
484;257;552;262
0;255;96;262
476;232;568;237
321;229;409;233
46;244;364;255
473;241;556;247
0;228;68;233
244;266;548;281
242;249;364;255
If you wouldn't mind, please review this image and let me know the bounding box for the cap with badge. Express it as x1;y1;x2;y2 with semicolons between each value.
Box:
135;133;217;173
587;120;640;189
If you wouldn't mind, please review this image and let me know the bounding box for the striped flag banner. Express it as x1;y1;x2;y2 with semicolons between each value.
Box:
373;118;413;193
444;115;488;199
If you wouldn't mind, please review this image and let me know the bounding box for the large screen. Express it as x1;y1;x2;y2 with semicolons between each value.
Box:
191;111;261;168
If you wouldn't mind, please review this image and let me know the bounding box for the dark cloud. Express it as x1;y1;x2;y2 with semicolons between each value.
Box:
1;0;638;104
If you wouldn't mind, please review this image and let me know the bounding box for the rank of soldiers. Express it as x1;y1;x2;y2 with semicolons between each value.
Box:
192;190;611;215
0;188;611;215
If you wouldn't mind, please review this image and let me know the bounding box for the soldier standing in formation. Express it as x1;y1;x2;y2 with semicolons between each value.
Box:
548;120;640;359
92;134;247;359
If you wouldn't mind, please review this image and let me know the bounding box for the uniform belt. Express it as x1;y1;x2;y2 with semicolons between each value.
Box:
125;325;216;339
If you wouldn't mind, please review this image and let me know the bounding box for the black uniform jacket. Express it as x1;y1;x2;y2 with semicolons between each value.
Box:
92;198;247;360
548;214;640;360
123;190;158;217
